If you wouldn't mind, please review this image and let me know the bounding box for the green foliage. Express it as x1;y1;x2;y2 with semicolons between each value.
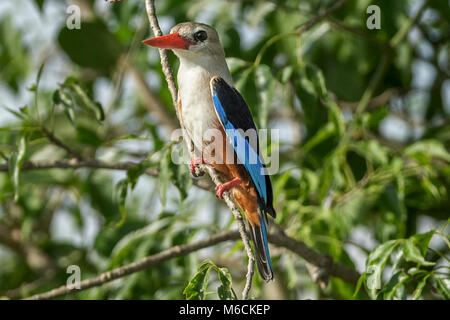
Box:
58;20;122;76
356;228;446;300
183;259;235;300
0;0;449;300
0;17;30;92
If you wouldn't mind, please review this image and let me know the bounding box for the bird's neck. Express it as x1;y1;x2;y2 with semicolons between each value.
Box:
177;54;233;89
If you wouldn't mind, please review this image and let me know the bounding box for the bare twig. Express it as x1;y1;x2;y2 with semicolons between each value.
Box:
327;17;383;45
42;127;82;160
0;159;146;172
269;227;360;285
24;230;239;300
0;158;213;191
296;0;347;34
22;229;361;300
337;88;404;111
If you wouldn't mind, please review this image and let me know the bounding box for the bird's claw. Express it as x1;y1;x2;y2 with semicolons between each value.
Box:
215;178;242;199
215;184;225;199
189;158;206;178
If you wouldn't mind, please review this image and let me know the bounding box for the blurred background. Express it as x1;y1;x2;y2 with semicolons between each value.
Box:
0;0;449;299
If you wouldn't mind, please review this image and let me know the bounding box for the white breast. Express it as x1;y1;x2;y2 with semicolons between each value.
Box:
177;56;233;156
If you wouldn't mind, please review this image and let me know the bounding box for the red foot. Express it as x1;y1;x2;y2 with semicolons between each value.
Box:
215;178;242;199
190;158;207;177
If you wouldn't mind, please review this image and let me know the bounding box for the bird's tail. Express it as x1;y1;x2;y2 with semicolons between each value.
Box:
248;205;274;282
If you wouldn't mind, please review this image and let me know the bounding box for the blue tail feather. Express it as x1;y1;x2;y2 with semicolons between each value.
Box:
248;203;273;282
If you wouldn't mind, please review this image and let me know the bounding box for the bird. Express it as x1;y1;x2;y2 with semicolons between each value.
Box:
143;22;276;282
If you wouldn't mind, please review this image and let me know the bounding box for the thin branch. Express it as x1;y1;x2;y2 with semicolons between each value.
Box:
0;159;145;172
296;0;347;34
24;230;239;300
0;158;213;191
354;53;390;115
23;229;361;300
327;17;383;45
269;228;360;285
389;0;430;48
42;127;82;160
337;88;404;111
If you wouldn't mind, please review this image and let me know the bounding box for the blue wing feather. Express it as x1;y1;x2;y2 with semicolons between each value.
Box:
212;93;267;203
211;77;275;281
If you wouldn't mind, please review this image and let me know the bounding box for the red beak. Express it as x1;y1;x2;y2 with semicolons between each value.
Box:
142;32;194;50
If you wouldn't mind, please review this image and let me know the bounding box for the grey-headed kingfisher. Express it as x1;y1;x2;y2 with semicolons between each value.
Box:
143;22;276;282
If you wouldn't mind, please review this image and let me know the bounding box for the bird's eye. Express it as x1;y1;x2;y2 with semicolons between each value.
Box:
194;30;207;42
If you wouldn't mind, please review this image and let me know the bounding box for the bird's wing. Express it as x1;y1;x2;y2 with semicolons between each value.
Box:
209;76;274;214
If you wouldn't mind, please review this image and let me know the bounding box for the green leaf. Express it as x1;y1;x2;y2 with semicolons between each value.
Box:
280;65;294;84
75;125;103;147
114;179;128;227
305;64;327;98
65;79;105;122
433;276;450;300
127;159;154;189
36;63;45;89
405;140;450;163
402;238;435;266
350;140;389;165
366;106;388;130
58;20;122;75
3;106;28;120
302;122;335;153
53;89;76;126
412;273;431;300
9;134;27;202
294;66;328;138
381;271;409;300
217;267;234;300
226;58;249;74
385;188;406;225
327;99;345;137
364;239;401;299
19;106;29;116
410;231;434;257
183;260;214;300
169;158;191;201
352;272;366;299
